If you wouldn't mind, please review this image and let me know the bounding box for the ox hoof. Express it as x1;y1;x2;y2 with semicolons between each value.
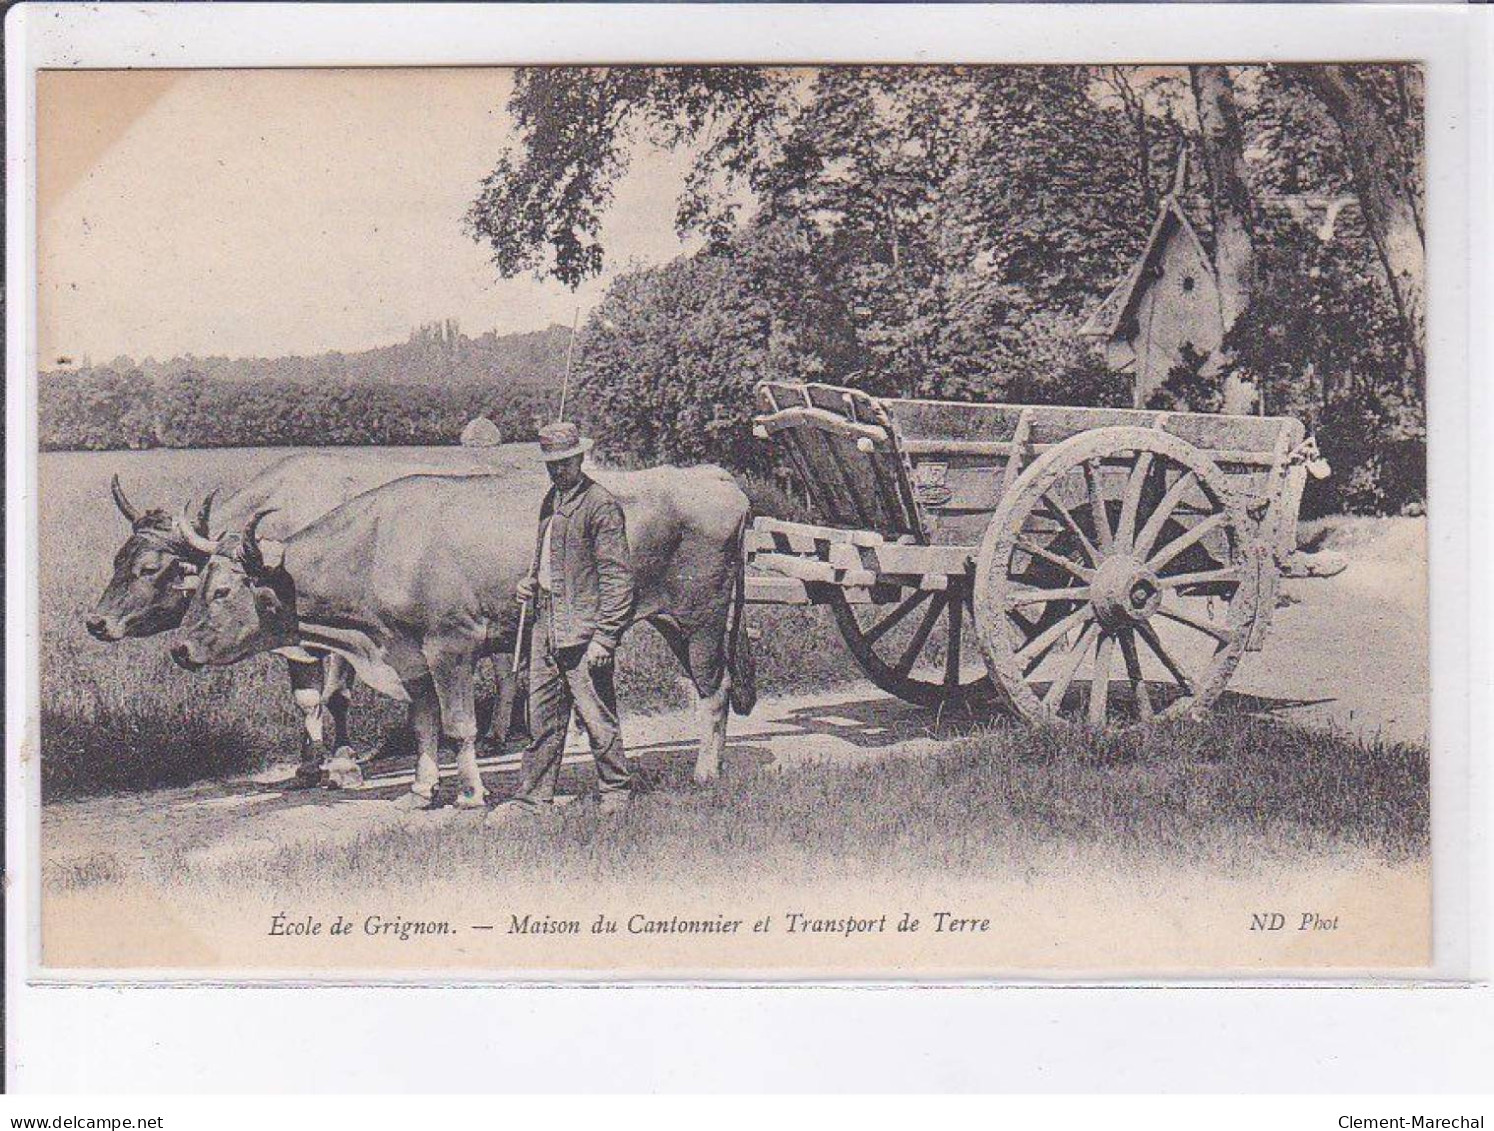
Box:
454;786;487;810
393;790;439;812
691;768;720;787
288;762;324;790
323;749;364;790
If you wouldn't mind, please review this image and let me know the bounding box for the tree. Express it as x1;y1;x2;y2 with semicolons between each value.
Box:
1296;65;1425;394
573;225;814;475
1189;65;1258;332
465;67;794;286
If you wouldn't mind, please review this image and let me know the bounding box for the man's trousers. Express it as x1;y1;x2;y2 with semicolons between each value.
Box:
513;594;630;804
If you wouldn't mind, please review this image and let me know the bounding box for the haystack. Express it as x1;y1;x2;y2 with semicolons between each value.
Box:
459;417;503;447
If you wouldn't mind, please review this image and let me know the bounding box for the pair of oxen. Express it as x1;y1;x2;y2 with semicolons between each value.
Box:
89;452;757;807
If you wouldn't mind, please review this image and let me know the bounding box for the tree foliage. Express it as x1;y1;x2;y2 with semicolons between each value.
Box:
469;63;1425;513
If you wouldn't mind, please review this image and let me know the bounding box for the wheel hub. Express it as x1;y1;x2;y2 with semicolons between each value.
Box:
1089;555;1162;630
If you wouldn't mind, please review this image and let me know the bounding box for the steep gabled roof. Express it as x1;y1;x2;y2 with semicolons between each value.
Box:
1078;195;1215;340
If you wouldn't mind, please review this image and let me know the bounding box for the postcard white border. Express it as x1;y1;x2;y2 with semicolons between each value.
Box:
6;1;1490;1091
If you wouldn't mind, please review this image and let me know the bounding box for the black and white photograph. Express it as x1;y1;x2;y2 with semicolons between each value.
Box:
28;55;1435;975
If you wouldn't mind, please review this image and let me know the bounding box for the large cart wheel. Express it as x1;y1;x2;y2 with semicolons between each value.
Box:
973;427;1261;727
830;577;995;710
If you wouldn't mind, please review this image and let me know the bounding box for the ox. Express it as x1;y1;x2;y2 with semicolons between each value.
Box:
170;467;756;805
89;451;526;782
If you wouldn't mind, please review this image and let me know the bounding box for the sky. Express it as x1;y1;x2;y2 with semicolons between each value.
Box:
37;68;699;364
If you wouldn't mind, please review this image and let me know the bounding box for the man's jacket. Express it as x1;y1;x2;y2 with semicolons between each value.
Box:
531;474;635;653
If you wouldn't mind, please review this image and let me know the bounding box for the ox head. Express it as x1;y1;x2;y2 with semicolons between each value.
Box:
87;477;218;642
171;510;299;671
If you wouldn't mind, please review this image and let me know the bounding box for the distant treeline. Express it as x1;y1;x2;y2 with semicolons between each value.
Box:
39;323;572;450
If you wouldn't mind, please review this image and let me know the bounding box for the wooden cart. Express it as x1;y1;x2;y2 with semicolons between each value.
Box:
744;380;1340;727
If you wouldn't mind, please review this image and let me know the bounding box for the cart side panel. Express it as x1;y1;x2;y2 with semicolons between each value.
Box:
886;398;1300;463
885;398;1305;517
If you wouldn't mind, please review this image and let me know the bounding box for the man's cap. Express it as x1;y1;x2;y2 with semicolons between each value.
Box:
537;420;593;462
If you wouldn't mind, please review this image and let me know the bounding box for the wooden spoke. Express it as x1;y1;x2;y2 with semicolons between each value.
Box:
1148;511;1227;574
1014;537;1094;583
1037;495;1101;567
1156;602;1234;645
1088;632;1115;726
1083;460;1113;553
1018;604;1093;676
944;587;964;690
1042;620;1096;712
1134;469;1198;559
894;591;949;677
862;588;933;647
1006;585;1091;609
1007;604;1039;640
1135;620;1194;695
1157;568;1240;589
1118;629;1153;721
1116;451;1154;553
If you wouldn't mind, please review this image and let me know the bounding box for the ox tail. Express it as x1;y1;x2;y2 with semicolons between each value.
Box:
726;505;757;716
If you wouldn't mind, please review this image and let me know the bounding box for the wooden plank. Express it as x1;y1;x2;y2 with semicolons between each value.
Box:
902;437;1283;467
744;575;812;605
861;541;975;576
827;542;864;570
751;516;884;547
753;406;889;446
746;528;828;556
752;552;877;588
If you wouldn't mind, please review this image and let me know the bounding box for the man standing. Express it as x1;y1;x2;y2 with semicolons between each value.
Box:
489;421;636;822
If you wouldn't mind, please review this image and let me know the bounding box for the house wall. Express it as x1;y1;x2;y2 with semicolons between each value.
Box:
1129;231;1225;407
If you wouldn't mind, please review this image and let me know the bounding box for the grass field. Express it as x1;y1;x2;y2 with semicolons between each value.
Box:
39;447;851;798
43;710;1428;903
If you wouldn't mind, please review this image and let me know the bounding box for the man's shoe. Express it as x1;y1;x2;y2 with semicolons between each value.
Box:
597;791;632;817
484;799;554;829
392;789;439;812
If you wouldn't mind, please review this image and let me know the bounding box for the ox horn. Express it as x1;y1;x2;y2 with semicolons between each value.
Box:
175;502;220;557
110;474;141;524
240;509;283;574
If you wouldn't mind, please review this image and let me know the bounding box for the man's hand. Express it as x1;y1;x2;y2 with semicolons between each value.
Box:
516;574;537;603
583;640;613;670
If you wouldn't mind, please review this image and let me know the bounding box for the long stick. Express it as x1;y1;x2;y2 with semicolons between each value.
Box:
556;304;581;422
511;599;529;676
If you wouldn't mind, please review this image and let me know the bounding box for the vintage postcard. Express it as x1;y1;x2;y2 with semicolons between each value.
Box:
29;57;1437;978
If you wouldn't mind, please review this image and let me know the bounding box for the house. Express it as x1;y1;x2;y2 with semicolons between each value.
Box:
1078;191;1227;409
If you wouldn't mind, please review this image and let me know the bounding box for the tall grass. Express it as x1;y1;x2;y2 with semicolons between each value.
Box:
40;448;850;799
160;711;1429;899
